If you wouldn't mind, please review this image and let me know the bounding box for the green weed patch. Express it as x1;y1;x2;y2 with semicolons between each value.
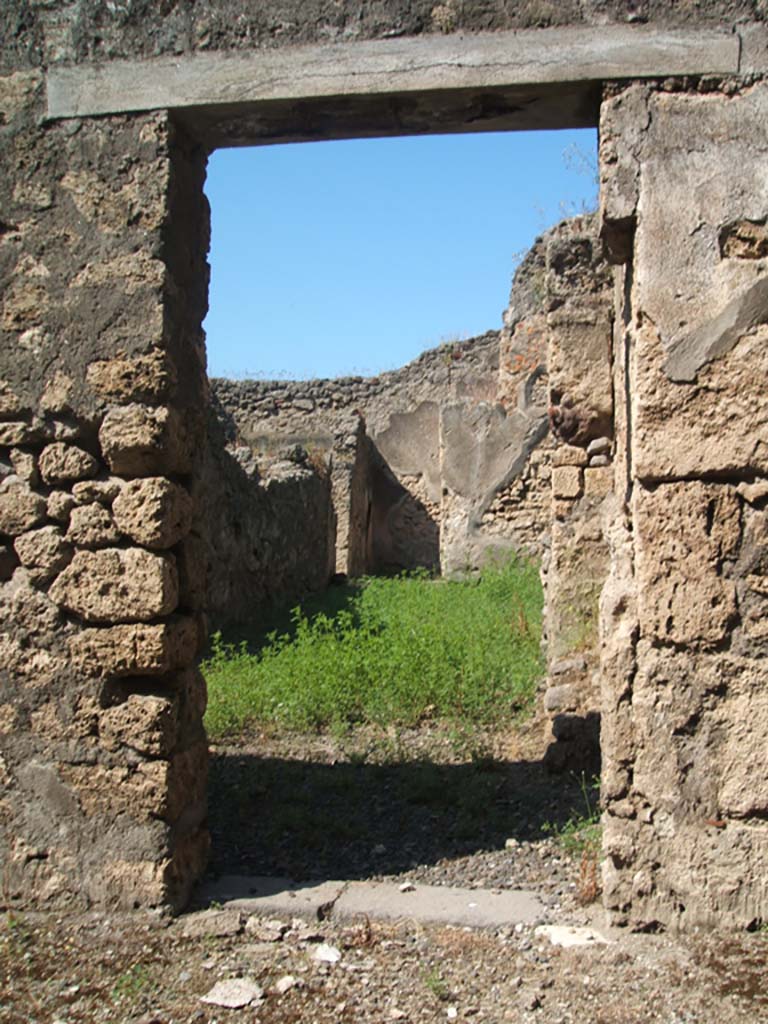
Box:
202;559;544;737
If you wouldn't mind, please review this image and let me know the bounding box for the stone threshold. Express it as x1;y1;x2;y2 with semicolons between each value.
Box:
194;875;547;930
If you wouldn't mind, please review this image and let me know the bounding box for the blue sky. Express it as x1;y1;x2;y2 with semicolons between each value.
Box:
203;128;598;380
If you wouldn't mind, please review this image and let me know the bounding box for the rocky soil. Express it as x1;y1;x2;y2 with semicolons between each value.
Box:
2;716;767;1024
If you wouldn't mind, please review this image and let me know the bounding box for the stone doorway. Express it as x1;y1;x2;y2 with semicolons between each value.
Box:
2;19;767;929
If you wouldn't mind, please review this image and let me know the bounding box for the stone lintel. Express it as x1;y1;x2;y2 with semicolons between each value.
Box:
46;25;740;145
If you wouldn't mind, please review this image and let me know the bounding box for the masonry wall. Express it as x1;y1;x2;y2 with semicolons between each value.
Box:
497;217;614;772
4;0;768;930
600;78;768;930
0;73;210;909
3;0;760;69
210;332;505;578
199;404;335;627
544;219;614;771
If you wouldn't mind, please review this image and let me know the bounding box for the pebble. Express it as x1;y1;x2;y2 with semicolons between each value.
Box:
522;991;543;1011
313;943;342;964
200;977;264;1008
244;916;287;941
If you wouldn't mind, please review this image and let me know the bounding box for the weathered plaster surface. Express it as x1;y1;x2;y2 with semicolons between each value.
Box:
600;79;768;930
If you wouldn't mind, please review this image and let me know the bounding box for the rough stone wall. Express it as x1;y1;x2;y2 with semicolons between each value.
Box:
479;437;555;553
210;331;499;444
198;403;335;627
4;0;768;930
497;216;614;771
211;310;563;579
600;78;768;930
210;332;503;576
542;219;614;771
3;0;760;69
0;70;210;909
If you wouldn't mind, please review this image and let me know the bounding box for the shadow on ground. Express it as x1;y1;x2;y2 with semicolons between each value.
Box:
207;749;591;882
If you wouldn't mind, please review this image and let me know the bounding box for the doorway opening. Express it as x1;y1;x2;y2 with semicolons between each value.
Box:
196;126;604;911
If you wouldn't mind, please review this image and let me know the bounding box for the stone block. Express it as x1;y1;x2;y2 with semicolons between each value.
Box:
171;667;208;740
175;534;207;611
552;465;582;500
583;466;613;498
634;482;739;648
72;478;124;505
66;503;122;548
737;22;768;74
737;480;768;507
87;350;173;403
636;321;768;481
550;655;587;677
0;422;38;446
181;909;244;938
552;445;588;468
112;477;193;549
14;525;73;584
548;310;613;446
10;449;38;485
99;404;192;477
99;692;179;757
49;547;178;623
716;687;768;819
0;380;23;419
544;684;578;713
586;436;611;457
552;498;575;520
62;761;169;821
39;443;99;485
166;828;211;911
47;490;76;523
69;617;198;677
0;480;47;536
39;372;74;415
94;858;169;911
599;84;649;242
629;85;768;481
166;741;208;824
63;744;207;830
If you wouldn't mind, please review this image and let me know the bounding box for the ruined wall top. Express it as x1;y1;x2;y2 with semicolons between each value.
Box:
211;329;499;445
3;0;763;72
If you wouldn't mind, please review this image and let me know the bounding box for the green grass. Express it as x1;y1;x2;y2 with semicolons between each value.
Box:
202;558;544;738
543;773;602;857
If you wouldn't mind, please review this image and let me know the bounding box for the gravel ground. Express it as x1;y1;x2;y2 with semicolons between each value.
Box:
205;717;594;915
3;899;767;1023
2;717;767;1023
